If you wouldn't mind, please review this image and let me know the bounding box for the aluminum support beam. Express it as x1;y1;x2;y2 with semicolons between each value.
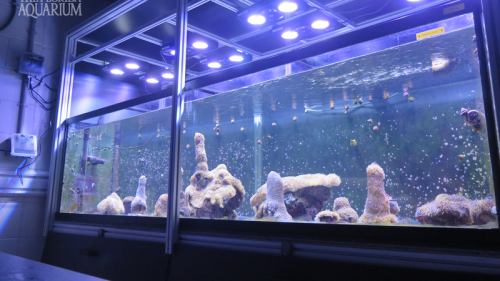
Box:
166;19;262;57
71;0;210;65
211;0;239;12
44;0;148;236
305;0;355;28
135;33;164;46
77;39;199;77
167;0;189;254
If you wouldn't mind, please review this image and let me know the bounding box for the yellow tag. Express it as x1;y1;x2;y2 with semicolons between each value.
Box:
416;27;444;40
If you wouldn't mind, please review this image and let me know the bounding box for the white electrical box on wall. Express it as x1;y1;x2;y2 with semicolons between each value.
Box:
10;134;38;158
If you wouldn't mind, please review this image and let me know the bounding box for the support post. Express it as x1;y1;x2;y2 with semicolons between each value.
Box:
167;0;188;254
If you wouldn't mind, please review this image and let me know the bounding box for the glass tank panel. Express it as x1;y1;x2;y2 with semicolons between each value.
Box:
59;14;499;229
178;14;498;228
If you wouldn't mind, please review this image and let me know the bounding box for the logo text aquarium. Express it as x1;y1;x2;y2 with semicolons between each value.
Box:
18;0;82;18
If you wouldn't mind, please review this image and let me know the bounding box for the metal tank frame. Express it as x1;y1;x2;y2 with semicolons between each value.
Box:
45;0;500;271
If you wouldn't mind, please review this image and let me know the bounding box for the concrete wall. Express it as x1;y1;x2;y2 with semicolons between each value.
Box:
0;0;114;261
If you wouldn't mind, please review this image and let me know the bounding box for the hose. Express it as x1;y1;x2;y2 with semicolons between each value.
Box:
0;1;17;32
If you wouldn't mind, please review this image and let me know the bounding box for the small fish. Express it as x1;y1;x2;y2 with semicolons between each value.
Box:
138;134;141;139
344;105;349;113
267;135;272;140
330;100;335;109
408;97;414;102
138;150;142;152
241;127;245;131
353;99;358;105
383;90;389;99
373;126;379;131
231;118;235;124
293;116;297;121
70;203;78;212
472;35;476;42
368;95;373;102
357;97;363;105
305;109;310;113
257;140;262;145
367;119;373;125
459;154;465;161
183;130;186;134
186;144;190;149
272;123;277;126
474;48;478;54
157;134;160;137
403;92;409;97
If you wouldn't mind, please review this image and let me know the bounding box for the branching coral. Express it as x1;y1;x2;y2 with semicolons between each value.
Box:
185;133;245;219
416;194;496;226
261;172;293;222
359;163;398;224
131;176;147;214
251;173;341;221
97;192;125;215
333;197;358;223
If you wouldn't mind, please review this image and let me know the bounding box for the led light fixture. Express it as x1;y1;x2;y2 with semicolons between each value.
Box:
192;41;208;49
248;14;266;25
110;68;124;75
278;1;297;13
407;0;421;2
170;50;175;55
162;72;174;79
207;62;221;68
229;55;244;62
125;63;140;69
146;78;159;84
282;30;298;39
311;20;330;29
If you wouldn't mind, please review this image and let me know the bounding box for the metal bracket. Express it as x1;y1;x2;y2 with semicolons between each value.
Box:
97;228;106;237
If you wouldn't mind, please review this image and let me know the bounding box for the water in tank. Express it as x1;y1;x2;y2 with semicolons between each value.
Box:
60;14;498;228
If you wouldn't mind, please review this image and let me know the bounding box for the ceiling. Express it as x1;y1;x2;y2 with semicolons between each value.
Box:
74;0;456;89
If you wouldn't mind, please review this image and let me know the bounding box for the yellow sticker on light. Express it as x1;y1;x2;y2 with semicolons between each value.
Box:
416;27;444;40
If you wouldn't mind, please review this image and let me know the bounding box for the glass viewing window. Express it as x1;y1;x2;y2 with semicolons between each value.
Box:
59;13;498;230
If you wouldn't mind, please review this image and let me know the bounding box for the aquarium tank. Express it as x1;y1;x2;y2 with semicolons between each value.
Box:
60;14;498;229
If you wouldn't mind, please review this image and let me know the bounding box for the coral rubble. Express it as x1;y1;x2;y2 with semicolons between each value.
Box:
131;176;148;214
315;211;340;223
251;173;341;221
359;163;398;224
97;192;125;215
261;172;293;222
333;197;358;223
154;194;168;217
416;194;496;226
122;196;134;214
185;133;245;219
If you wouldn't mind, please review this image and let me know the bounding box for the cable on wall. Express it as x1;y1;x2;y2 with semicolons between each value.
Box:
0;1;17;32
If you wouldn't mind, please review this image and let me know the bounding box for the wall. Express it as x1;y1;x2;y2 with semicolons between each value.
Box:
0;0;116;261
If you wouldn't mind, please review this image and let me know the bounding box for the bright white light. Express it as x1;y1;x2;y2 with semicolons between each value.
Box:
125;63;139;69
311;20;330;29
170;50;175;55
282;30;298;39
192;41;208;49
229;55;244;62
407;0;421;2
248;14;266;25
162;72;174;79
207;62;221;68
146;78;159;84
110;69;124;75
278;1;298;13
